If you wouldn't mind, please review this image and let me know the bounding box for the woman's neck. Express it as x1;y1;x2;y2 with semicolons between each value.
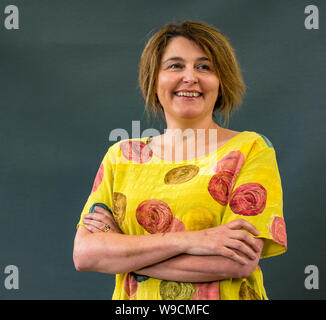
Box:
164;116;219;132
149;119;222;161
163;118;220;144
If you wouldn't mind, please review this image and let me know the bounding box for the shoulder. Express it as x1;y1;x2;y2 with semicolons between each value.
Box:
246;131;275;150
220;127;273;147
240;131;277;163
218;128;276;161
100;139;129;163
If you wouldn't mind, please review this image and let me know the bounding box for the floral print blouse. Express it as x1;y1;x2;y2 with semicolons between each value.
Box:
77;131;287;300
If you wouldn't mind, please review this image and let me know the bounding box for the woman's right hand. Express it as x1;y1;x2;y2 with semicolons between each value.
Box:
184;219;261;265
82;206;122;234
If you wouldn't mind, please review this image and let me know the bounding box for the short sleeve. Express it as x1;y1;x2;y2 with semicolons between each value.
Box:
220;140;287;259
76;146;115;229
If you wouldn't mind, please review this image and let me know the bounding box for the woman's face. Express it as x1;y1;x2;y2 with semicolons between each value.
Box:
156;36;220;122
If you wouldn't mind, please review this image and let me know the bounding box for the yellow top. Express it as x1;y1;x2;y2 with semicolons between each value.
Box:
77;131;287;300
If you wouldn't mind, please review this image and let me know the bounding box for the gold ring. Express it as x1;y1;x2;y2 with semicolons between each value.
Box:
103;224;110;232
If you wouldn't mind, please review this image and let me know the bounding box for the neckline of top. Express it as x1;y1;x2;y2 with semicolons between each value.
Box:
141;130;250;163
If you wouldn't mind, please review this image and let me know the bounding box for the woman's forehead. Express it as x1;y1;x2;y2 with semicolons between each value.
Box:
161;36;208;60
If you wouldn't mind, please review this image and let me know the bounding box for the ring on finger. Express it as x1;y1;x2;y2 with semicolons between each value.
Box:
103;224;110;232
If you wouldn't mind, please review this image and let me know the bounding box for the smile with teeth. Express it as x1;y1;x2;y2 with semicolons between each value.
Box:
174;91;202;97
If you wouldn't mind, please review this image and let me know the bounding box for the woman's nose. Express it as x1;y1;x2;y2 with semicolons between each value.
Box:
182;67;198;84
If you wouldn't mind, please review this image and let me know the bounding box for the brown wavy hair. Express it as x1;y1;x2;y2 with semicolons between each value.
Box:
138;20;245;127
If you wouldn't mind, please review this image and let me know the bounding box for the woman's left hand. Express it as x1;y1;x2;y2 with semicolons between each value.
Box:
82;206;122;234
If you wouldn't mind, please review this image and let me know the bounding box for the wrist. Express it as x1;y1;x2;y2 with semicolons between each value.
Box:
168;231;190;254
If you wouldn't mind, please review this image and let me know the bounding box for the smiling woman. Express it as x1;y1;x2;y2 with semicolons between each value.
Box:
73;20;287;301
156;37;219;122
138;20;245;127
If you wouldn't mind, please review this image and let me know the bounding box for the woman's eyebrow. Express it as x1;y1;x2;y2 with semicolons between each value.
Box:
162;56;210;64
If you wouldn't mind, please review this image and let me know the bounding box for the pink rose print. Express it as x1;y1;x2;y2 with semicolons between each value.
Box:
120;140;152;163
208;171;234;206
212;150;245;176
229;183;267;216
191;281;220;300
123;273;138;299
208;151;245;206
136;199;173;234
268;216;287;248
91;163;104;193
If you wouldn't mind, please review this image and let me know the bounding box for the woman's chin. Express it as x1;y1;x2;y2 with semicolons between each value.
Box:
172;106;203;119
177;110;203;120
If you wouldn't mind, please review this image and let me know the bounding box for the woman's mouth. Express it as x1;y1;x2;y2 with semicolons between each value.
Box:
174;91;203;100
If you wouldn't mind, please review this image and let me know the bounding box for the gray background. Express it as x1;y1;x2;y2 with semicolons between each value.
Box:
0;0;325;299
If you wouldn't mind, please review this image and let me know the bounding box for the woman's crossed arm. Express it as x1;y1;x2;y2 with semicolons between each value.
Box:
73;206;263;281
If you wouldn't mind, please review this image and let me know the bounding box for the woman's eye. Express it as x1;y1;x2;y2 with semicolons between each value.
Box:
169;63;183;69
197;64;211;70
166;63;211;71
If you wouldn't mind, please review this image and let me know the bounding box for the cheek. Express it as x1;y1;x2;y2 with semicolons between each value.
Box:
205;78;220;99
157;73;179;96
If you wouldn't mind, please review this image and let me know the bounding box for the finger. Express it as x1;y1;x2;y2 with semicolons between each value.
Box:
229;230;261;253
87;211;118;227
94;206;113;217
83;218;105;231
219;247;248;265
83;216;122;234
107;224;122;234
224;239;257;260
105;213;120;225
84;223;102;233
84;213;110;224
91;209;123;232
86;209;123;234
226;219;260;236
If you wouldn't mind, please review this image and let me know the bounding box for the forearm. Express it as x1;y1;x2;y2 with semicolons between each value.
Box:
136;252;260;282
74;218;263;277
73;226;185;274
136;256;227;282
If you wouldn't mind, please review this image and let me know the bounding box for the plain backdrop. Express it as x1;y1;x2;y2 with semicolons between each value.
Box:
0;0;325;299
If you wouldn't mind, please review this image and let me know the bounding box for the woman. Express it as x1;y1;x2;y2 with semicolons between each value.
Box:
73;20;287;300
